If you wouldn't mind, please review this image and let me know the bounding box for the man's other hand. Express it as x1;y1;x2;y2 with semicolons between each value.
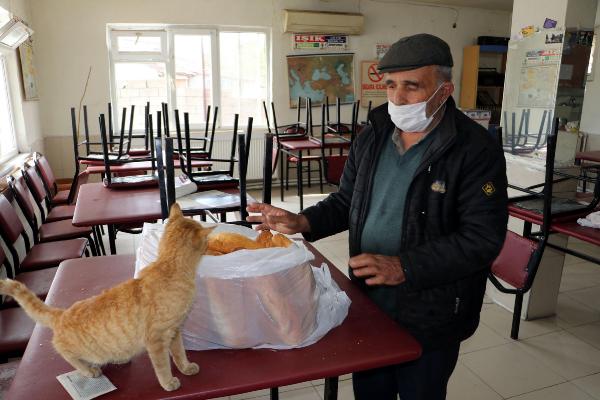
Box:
246;203;311;234
349;253;406;286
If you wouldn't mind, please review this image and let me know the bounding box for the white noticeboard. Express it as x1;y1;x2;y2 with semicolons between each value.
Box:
517;64;560;108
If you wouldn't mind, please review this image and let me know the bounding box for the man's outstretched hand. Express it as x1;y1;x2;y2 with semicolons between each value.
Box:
246;203;311;234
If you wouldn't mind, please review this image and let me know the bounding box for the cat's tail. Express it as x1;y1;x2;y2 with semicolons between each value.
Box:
0;279;63;327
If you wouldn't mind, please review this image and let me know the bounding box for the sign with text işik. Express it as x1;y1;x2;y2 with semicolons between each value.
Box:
294;34;348;50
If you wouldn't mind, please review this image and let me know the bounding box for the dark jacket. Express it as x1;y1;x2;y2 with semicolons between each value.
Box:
302;97;508;351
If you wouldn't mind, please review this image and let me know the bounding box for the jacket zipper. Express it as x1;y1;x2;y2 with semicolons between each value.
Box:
355;118;387;252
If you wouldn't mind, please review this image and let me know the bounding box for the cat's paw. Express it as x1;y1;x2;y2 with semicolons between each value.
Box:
162;377;180;391
181;362;199;375
80;366;102;378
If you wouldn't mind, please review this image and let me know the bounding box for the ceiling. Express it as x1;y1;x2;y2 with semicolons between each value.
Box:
401;0;513;12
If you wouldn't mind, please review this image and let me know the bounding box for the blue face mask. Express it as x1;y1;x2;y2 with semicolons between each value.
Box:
388;84;446;132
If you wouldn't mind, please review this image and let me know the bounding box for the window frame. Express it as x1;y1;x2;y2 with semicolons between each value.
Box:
107;25;271;132
0;54;17;162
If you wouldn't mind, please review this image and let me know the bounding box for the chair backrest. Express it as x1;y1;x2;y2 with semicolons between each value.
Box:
0;243;14;281
23;164;50;219
35;155;58;198
9;175;39;234
0;194;29;269
491;231;541;290
270;100;306;137
182;112;239;183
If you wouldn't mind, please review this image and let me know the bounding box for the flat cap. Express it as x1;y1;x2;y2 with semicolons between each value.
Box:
378;33;453;73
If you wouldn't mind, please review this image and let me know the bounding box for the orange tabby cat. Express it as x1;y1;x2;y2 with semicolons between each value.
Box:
0;203;214;391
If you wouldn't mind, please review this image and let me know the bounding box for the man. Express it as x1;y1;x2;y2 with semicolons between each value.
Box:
248;33;508;399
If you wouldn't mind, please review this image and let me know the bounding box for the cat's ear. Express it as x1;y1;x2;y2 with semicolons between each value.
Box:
199;226;216;237
169;203;183;220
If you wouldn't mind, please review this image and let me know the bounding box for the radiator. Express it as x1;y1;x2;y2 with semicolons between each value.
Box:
211;135;266;182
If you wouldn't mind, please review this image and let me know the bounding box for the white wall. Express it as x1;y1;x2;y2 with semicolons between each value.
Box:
580;1;600;145
29;0;511;178
510;0;568;37
566;0;598;29
0;0;43;154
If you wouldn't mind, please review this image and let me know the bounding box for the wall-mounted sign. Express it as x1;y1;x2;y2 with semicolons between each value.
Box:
361;60;387;107
375;43;391;60
293;34;348;50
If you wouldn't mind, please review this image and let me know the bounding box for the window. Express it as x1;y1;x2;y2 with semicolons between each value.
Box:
0;56;16;161
587;33;597;82
108;26;270;130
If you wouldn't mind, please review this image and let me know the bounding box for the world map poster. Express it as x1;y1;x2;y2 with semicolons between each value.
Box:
286;53;355;108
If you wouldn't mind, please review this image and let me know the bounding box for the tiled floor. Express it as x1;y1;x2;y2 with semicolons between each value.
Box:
106;185;600;399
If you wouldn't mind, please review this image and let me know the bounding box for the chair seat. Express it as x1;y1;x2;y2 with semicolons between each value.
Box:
20;239;87;272
51;190;70;205
288;155;323;163
39;220;92;242
2;268;58;308
0;307;35;355
45;205;76;222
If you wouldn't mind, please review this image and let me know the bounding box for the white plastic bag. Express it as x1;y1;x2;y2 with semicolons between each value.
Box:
577;211;600;229
134;222;351;350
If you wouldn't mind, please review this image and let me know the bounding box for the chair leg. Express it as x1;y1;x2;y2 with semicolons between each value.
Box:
100;225;105;235
280;149;284;202
511;291;524;340
220;212;227;222
318;160;323;193
285;159;290;190
84;248;90;257
93;226;106;256
307;157;312;188
87;236;98;257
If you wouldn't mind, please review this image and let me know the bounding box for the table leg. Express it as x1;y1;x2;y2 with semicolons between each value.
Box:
523;221;532;238
324;377;339;400
280;148;284;202
270;387;279;400
108;224;117;255
297;151;304;211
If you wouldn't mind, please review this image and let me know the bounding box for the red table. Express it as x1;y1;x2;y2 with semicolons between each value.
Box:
279;137;350;210
72;183;162;254
6;245;421;400
72;183;252;255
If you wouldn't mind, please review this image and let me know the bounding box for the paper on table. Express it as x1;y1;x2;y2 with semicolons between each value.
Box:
174;175;197;198
178;190;255;209
56;371;117;400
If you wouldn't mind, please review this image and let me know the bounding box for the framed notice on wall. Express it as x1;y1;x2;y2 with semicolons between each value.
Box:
360;60;387;107
18;38;39;101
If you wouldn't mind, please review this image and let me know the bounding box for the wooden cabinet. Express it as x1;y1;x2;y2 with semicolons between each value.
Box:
459;45;507;115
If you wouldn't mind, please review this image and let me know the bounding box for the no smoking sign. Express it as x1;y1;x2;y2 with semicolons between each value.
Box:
361;61;387;107
368;64;384;82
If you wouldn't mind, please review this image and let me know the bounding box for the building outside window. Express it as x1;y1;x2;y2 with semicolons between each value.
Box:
108;26;270;131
